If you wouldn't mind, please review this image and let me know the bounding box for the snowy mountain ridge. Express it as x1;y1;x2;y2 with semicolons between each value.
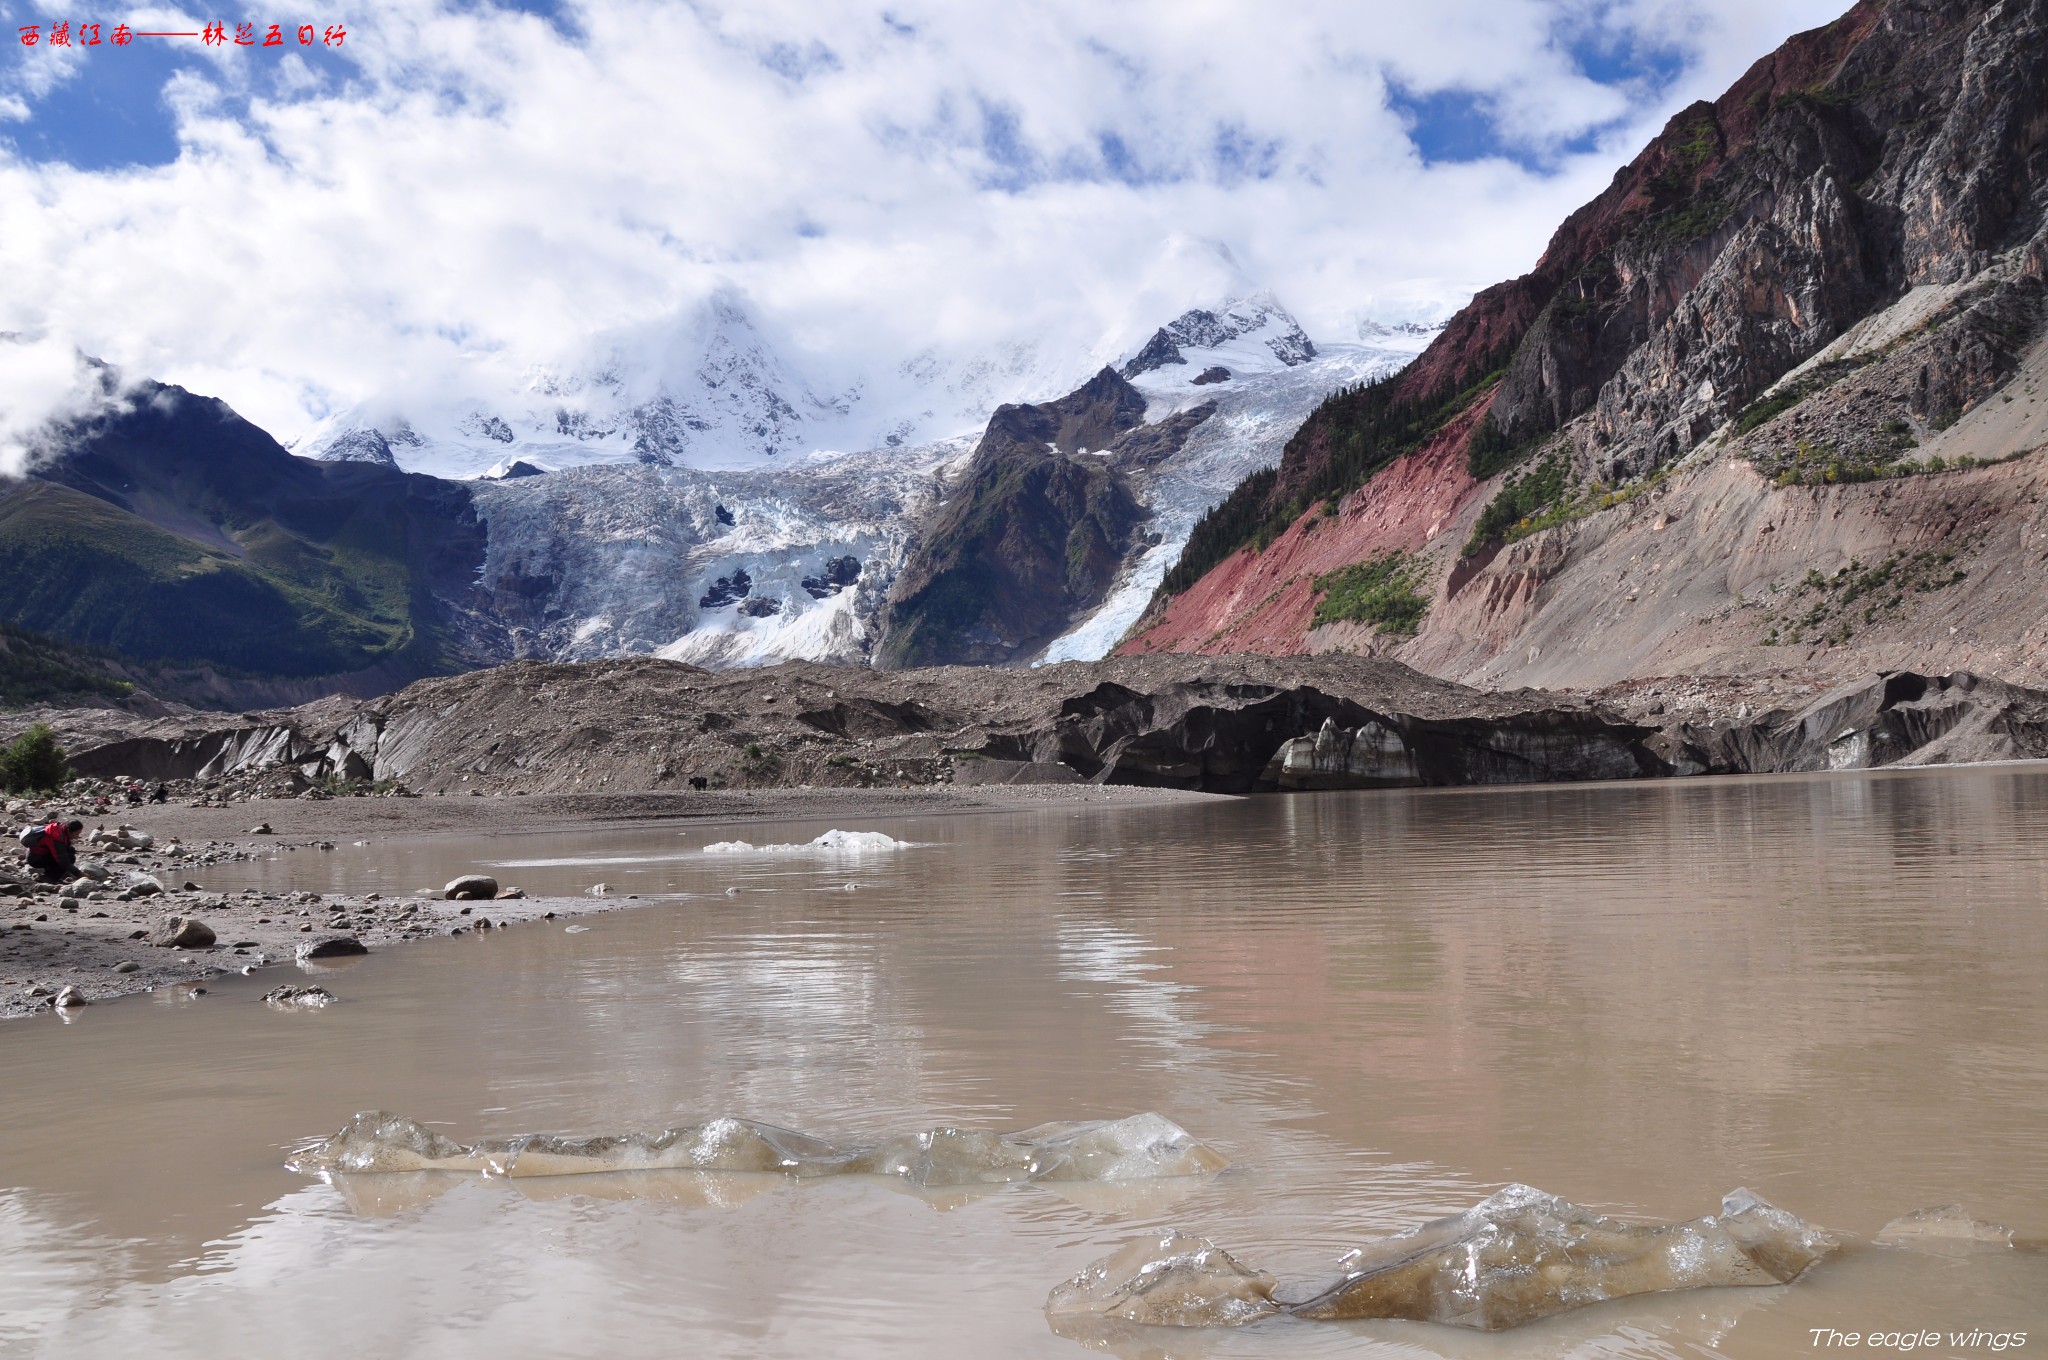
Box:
296;285;1115;483
296;283;1433;670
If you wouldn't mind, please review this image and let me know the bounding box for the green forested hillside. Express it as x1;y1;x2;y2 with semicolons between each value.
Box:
0;620;132;707
0;379;488;691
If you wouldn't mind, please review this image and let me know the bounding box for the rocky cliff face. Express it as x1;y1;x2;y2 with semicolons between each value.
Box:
1130;0;2048;690
876;369;1162;667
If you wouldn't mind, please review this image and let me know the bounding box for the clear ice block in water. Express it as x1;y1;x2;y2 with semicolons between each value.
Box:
1013;1112;1230;1182
1045;1231;1281;1327
289;1110;1225;1190
1876;1204;2015;1253
1048;1185;1838;1333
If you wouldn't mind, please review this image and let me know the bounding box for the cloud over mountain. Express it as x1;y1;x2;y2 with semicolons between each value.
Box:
0;0;1844;447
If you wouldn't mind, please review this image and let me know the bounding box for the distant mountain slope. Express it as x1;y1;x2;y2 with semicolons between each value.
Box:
1127;0;2048;690
0;289;1428;697
1044;312;1430;663
0;621;132;707
876;369;1156;668
0;380;499;698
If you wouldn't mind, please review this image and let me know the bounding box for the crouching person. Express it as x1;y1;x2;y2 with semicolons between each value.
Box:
19;820;84;883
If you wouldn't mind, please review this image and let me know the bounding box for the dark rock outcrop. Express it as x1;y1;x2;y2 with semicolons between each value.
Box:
1121;330;1189;379
697;569;752;610
800;555;862;598
1659;670;2048;773
487;460;549;480
877;369;1152;667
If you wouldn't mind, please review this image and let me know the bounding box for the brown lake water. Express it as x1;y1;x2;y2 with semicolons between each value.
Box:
3;768;2047;1358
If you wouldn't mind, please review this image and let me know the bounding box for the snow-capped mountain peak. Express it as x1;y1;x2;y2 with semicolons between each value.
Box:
298;287;857;480
1119;291;1319;390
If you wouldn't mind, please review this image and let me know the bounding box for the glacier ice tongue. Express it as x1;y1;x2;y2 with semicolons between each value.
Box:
291;1112;1224;1192
1048;1186;1838;1333
1046;1231;1281;1327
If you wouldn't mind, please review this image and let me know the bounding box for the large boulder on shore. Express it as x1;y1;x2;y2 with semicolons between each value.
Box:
444;874;498;901
153;916;216;949
297;935;368;961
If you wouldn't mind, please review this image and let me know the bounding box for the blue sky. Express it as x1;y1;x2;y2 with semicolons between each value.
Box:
0;0;1851;460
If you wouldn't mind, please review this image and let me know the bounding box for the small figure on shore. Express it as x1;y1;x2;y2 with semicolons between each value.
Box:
124;784;144;807
18;819;84;883
149;783;169;804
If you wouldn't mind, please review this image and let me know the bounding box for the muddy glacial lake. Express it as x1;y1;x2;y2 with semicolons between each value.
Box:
4;766;2046;1357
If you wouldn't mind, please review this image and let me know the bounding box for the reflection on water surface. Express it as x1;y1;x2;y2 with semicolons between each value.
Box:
3;767;2046;1357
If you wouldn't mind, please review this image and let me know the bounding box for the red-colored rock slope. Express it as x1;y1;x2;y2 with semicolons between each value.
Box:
1123;0;2048;686
1125;401;1492;656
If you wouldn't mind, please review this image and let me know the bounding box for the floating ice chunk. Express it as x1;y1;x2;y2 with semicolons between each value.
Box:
848;1128;1037;1187
289;1112;487;1174
470;1118;846;1178
1876;1204;2015;1253
1051;1186;1838;1333
290;1112;1224;1190
1718;1186;1838;1280
1046;1231;1281;1327
702;830;914;855
1014;1112;1230;1182
1289;1185;1835;1329
644;1118;847;1175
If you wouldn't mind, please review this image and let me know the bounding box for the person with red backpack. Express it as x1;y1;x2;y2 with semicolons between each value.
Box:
18;820;83;883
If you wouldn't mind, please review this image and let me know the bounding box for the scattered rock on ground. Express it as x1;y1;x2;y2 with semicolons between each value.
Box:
153;916;217;949
443;874;498;900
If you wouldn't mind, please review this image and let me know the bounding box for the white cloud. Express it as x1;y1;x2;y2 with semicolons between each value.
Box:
0;0;1850;447
0;334;143;476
